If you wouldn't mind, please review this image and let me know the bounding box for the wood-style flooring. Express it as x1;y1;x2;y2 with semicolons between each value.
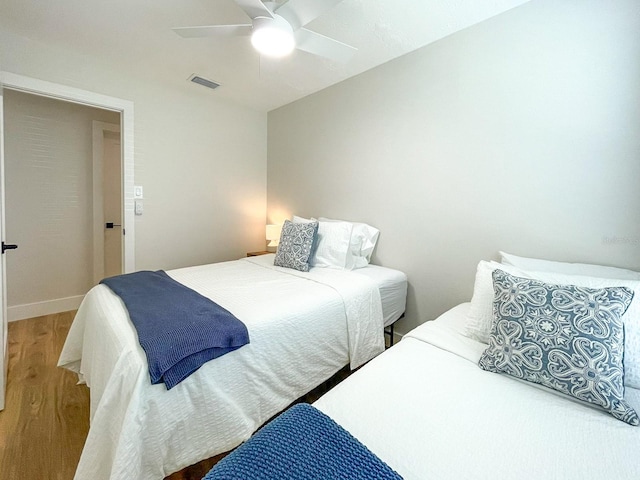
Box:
0;312;89;480
0;312;353;480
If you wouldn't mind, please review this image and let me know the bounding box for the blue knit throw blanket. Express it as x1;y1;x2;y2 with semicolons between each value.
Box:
100;270;249;389
204;403;403;479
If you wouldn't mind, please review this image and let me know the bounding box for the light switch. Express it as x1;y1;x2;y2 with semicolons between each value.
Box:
134;185;144;199
135;201;143;215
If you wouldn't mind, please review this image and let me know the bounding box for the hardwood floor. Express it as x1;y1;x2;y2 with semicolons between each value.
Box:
0;312;355;480
0;312;89;480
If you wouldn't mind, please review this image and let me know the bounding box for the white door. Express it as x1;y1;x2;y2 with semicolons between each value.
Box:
0;87;7;410
92;122;122;283
103;131;122;278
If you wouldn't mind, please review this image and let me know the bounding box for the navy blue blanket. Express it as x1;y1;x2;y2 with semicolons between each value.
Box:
203;403;402;480
100;270;249;389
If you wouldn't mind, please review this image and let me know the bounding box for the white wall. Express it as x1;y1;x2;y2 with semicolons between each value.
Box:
0;28;267;274
4;91;119;316
267;0;640;334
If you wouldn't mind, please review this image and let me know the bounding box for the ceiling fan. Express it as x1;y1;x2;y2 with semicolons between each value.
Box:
173;0;357;63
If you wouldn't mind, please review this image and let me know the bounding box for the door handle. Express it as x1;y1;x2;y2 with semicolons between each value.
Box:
105;222;122;229
1;242;18;254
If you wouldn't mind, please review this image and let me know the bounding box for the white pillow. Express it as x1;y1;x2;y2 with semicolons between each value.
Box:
466;261;533;343
318;217;379;269
309;220;353;269
291;215;380;270
292;215;315;224
292;215;352;269
500;251;640;281
466;260;640;389
351;223;380;266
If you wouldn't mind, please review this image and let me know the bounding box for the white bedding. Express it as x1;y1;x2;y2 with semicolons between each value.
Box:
353;264;407;327
314;303;640;480
58;255;391;480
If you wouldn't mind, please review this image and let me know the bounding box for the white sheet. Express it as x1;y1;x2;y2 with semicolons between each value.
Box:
314;303;640;480
58;255;385;480
352;263;407;327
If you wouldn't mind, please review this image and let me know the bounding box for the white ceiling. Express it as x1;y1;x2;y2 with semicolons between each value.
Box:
0;0;531;112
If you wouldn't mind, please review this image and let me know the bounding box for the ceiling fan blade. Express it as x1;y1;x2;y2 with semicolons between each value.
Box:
294;28;357;63
235;0;274;20
276;0;344;31
172;24;253;38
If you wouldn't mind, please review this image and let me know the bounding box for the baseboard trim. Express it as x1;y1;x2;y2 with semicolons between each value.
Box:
8;295;84;322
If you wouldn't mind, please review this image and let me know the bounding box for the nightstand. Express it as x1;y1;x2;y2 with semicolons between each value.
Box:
246;251;271;257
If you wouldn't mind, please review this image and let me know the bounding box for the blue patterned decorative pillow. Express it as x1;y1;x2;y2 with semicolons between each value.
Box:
478;269;638;426
273;219;318;272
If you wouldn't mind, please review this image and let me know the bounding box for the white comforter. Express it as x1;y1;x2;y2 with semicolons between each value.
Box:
58;255;384;480
315;303;640;480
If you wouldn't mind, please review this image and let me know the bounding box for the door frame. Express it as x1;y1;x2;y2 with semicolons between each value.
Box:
92;121;122;284
0;71;135;273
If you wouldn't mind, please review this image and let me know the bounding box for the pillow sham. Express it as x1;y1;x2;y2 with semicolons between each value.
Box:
500;251;640;281
466;260;640;389
292;215;315;224
478;270;637;426
273;220;318;272
318;217;380;269
466;261;535;344
310;220;353;269
292;215;380;270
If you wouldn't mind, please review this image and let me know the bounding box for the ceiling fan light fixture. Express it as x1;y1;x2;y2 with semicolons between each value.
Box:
251;15;295;58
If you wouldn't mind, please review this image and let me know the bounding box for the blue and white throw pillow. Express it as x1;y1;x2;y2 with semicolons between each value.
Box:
478;269;638;426
273;219;318;272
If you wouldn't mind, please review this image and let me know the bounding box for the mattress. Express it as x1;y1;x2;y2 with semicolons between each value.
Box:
314;303;640;480
58;255;395;480
256;254;407;327
352;262;407;327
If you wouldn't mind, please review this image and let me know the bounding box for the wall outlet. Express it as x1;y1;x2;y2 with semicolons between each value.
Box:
135;200;143;215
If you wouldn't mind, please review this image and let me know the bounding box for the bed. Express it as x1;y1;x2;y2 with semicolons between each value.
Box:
205;253;640;479
58;252;408;480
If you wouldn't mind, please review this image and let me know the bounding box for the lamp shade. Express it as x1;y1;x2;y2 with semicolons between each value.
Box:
266;224;282;247
251;15;295;58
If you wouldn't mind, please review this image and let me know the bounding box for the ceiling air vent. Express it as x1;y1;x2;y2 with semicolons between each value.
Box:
189;74;220;90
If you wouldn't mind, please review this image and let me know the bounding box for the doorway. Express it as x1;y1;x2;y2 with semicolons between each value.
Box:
0;71;135;411
3;91;121;320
